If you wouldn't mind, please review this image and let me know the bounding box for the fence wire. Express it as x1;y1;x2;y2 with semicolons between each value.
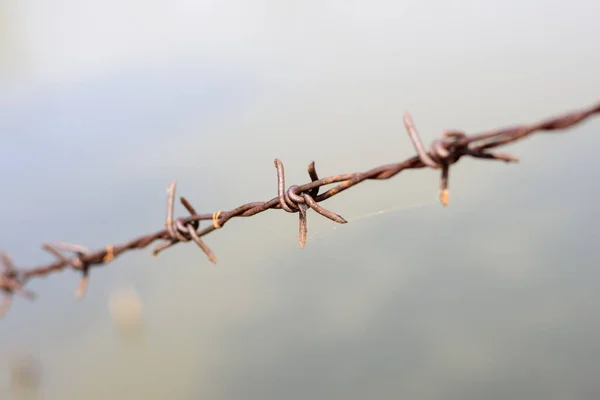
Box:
2;101;599;317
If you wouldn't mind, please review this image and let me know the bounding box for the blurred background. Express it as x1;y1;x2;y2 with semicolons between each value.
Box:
1;0;600;399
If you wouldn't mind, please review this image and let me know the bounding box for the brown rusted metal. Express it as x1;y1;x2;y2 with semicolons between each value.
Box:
1;101;599;317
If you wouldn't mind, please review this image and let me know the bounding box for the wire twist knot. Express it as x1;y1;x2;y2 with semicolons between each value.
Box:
0;253;35;316
153;182;218;264
274;159;347;248
403;113;520;205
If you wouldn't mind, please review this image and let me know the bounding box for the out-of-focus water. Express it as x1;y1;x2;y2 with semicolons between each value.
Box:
1;1;600;399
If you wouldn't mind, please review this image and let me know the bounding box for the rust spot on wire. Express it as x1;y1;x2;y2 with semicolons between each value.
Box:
0;101;599;317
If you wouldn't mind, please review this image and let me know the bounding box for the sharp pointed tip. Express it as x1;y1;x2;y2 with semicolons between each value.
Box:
336;215;348;224
440;189;449;206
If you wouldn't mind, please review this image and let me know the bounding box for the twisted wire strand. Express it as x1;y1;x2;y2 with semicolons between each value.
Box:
1;101;599;317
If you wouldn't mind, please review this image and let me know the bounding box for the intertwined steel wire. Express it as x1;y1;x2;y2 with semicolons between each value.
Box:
1;101;599;317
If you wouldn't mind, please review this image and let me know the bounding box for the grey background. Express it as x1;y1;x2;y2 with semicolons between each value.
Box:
1;0;600;398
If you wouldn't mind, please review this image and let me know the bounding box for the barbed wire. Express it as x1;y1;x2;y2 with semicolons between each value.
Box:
2;101;599;317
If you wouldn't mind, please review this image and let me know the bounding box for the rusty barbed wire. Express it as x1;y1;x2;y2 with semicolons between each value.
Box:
1;101;599;317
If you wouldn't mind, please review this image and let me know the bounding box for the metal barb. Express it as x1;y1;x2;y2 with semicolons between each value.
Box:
1;254;36;317
155;182;217;264
0;100;599;316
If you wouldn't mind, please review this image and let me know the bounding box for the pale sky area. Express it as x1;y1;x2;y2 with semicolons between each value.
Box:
1;0;600;399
